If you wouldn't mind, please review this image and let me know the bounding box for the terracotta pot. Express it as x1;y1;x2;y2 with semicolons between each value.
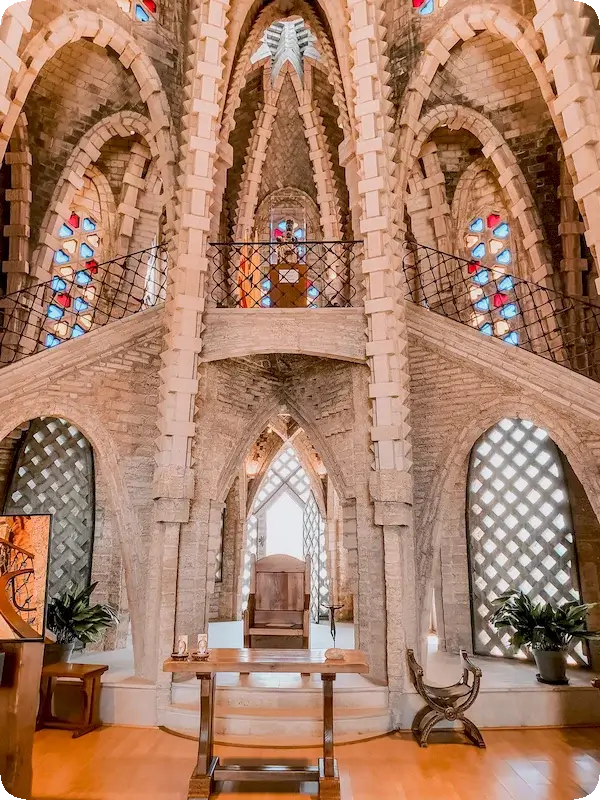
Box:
43;642;75;666
533;649;568;684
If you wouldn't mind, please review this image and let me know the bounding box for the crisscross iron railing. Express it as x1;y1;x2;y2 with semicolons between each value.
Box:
208;240;362;308
0;244;168;367
403;242;600;382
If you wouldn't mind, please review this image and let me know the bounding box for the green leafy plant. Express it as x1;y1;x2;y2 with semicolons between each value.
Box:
490;591;600;652
47;582;118;645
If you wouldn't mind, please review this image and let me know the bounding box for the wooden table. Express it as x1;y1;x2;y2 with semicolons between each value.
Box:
38;662;108;738
163;648;369;800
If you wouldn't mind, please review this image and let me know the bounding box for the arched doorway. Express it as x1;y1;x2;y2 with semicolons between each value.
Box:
467;418;589;664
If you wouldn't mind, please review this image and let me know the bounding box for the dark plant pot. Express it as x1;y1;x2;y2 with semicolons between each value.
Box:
43;642;75;666
533;649;568;684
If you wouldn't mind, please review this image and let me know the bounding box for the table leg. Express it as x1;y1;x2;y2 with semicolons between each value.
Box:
72;676;102;739
188;674;218;800
37;676;52;730
319;673;340;800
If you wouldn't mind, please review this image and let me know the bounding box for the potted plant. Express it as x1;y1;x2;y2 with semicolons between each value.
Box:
491;591;600;684
45;582;119;665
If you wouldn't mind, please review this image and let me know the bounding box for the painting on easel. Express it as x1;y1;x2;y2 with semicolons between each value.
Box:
0;515;51;641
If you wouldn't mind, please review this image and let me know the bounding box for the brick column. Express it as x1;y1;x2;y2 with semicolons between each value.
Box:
534;0;600;290
347;0;417;717
145;0;230;689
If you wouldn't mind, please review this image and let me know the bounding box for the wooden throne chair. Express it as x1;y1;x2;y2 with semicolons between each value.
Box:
243;554;310;650
407;648;485;748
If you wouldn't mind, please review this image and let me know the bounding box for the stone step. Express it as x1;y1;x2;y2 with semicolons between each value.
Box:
162;701;393;745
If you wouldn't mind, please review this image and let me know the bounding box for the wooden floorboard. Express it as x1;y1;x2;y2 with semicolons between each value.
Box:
32;726;600;800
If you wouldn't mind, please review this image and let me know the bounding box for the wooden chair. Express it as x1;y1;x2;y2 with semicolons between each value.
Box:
243;554;310;650
407;648;485;748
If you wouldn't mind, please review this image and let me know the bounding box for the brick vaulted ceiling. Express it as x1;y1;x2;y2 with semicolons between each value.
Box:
221;24;351;240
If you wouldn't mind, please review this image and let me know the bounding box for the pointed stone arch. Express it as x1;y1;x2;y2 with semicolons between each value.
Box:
1;10;175;233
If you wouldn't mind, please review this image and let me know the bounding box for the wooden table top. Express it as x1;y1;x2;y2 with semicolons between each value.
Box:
163;648;369;675
41;662;109;678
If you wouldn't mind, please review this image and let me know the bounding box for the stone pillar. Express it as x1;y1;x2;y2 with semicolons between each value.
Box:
533;0;600;291
147;0;231;698
346;0;417;720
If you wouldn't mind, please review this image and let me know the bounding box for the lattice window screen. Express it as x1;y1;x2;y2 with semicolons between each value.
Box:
303;492;330;621
3;417;95;600
242;446;329;620
467;418;586;664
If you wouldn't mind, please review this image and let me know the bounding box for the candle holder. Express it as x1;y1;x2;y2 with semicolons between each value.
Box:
191;633;210;661
172;634;189;661
322;603;345;661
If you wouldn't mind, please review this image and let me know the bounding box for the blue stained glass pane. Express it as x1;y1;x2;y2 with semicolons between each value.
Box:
80;243;94;258
75;270;93;286
472;243;486;260
474;297;490;312
277;221;287;231
472;270;489;286
493;223;510;239
82;218;97;232
261;279;272;291
469;218;484;233
419;0;435;14
294;229;305;240
46;304;64;321
45;334;61;348
501;303;518;320
498;276;514;292
74;297;89;313
260;296;272;307
71;325;86;338
51;277;67;292
496;249;512;265
504;332;520;346
308;287;320;298
54;250;70;265
479;323;494;336
58;224;73;238
135;4;150;21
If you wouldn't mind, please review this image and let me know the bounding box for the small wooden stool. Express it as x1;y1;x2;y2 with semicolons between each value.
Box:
37;662;108;738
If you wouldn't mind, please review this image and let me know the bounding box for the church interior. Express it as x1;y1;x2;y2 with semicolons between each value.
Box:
3;0;600;797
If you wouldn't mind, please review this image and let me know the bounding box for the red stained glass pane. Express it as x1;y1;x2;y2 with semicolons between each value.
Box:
468;262;479;274
86;259;99;274
412;0;426;6
143;0;157;10
69;213;80;229
487;213;501;229
493;292;509;308
56;293;72;308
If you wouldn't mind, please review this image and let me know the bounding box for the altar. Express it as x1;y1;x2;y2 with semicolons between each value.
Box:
163;647;369;800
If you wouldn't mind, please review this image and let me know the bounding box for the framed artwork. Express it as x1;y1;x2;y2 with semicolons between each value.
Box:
0;515;51;642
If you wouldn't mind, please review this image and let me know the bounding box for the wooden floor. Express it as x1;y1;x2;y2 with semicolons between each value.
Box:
32;726;600;800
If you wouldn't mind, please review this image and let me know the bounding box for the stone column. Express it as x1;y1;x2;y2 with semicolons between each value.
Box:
346;0;417;720
145;0;231;697
533;0;600;290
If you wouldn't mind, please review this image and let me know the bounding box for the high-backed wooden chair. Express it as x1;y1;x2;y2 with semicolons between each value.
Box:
243;554;310;650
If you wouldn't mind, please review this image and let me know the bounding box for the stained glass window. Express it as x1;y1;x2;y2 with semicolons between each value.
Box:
43;210;102;349
413;0;448;15
467;418;587;666
465;211;521;346
115;0;157;22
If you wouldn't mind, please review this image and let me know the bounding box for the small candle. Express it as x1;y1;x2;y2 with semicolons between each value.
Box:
197;634;208;654
176;634;189;656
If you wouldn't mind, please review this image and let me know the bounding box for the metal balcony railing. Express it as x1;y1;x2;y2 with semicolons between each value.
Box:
403;242;600;382
0;243;168;367
208;240;363;308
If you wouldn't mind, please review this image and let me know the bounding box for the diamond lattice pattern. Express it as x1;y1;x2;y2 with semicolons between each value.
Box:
242;446;329;621
468;418;586;664
3;418;95;600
